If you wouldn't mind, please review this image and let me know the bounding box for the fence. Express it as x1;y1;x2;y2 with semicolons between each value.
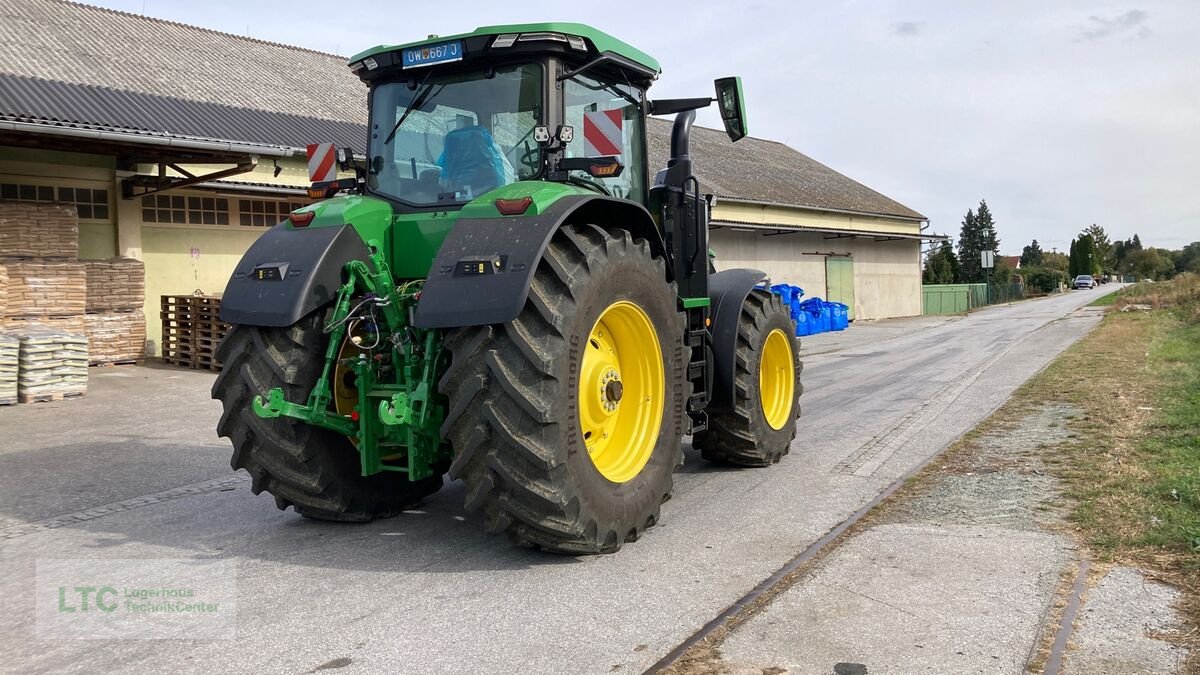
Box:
922;282;1027;315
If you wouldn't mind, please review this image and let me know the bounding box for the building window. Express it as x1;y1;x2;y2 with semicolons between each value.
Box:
0;182;110;220
238;199;307;227
141;194;229;225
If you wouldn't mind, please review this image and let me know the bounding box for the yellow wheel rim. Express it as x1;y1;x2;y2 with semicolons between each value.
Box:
759;328;795;431
333;333;361;421
578;300;664;483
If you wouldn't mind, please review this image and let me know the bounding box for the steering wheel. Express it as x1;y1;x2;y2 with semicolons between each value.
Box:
518;141;541;175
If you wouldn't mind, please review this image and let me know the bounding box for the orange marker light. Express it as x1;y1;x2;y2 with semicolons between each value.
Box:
289;211;315;227
495;196;533;215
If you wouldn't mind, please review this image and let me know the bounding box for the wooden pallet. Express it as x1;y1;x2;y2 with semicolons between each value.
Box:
18;390;86;404
89;359;144;367
160;294;227;371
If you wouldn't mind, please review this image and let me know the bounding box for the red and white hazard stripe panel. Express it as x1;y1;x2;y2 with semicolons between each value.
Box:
306;143;337;182
583;110;623;157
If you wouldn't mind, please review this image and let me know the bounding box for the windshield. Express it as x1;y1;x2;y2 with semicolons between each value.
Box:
368;63;543;206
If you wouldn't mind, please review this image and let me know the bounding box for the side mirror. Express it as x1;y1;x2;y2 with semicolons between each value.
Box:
714;76;747;142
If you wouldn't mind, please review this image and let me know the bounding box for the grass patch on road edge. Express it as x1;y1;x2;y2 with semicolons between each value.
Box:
1087;288;1121;306
1024;274;1199;665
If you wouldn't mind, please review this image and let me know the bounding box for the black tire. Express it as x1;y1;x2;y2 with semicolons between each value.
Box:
695;289;802;467
440;224;687;554
212;312;443;521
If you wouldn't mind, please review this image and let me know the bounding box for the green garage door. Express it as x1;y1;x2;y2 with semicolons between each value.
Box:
825;257;855;320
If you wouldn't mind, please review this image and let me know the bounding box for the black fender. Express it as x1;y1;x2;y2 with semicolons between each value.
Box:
219;223;370;327
412;194;667;329
707;268;769;411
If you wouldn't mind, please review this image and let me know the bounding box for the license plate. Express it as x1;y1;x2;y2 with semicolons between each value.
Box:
402;40;463;69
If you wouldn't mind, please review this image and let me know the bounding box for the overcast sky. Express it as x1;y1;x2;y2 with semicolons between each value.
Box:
92;0;1198;253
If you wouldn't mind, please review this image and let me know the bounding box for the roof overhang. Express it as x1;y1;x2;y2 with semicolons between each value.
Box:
710;220;949;242
713;195;928;223
0;117;297;161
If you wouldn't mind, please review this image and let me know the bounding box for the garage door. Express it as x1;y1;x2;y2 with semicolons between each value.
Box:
825;257;855;320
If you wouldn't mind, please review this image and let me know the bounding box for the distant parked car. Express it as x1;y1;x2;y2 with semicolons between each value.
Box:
1073;275;1097;289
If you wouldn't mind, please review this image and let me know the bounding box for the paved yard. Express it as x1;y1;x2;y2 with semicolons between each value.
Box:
0;289;1110;674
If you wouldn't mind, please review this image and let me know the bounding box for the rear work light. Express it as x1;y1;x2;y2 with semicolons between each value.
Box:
494;196;533;216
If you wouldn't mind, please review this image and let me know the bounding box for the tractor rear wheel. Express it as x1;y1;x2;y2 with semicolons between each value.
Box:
440;224;687;554
695;289;802;466
212;312;443;521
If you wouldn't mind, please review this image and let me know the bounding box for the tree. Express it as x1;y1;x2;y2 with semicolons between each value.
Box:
956;199;1000;283
923;241;958;284
1042;251;1069;272
1175;241;1200;275
1084;224;1113;273
1070;234;1098;278
1020;239;1044;268
1023;267;1068;293
1126;248;1174;280
993;257;1015;284
1113;234;1143;274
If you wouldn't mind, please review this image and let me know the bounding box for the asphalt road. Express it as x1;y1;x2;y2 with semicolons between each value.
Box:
0;288;1113;674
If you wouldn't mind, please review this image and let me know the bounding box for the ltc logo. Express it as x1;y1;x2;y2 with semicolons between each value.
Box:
58;586;118;613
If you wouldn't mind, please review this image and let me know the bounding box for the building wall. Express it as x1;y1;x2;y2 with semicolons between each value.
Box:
0;147;311;352
713;201;922;237
709;225;922;320
0;148;119;258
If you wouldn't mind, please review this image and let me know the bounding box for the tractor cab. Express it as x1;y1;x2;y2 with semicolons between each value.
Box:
351;24;658;209
348;23;744;212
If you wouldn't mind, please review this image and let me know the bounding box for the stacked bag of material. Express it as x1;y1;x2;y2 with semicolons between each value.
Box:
84;258;145;311
0;200;89;402
83;312;147;364
3;261;87;317
83;258;146;364
0;262;8;320
0;332;17;405
14;329;88;402
0;202;79;257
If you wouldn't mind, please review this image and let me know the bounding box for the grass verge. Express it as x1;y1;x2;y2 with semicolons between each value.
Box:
1087;288;1121;306
1024;273;1199;665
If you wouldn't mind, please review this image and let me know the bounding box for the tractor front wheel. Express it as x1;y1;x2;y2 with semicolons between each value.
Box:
440;224;687;554
212;313;443;521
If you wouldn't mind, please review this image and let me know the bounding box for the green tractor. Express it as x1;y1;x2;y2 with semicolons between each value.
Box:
213;23;802;554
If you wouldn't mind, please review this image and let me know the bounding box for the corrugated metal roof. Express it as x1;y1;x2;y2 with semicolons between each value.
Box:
647;119;925;220
0;0;925;221
0;0;365;124
0;74;365;150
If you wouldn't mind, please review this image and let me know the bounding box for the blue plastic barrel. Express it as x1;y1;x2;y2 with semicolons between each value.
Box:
798;297;827;334
826;302;849;331
770;284;794;306
793;308;810;336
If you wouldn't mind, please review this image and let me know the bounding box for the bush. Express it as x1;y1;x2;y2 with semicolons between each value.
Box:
1119;273;1200;323
1022;267;1068;294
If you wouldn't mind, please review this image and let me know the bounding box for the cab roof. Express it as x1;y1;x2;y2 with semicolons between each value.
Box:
349;22;661;75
